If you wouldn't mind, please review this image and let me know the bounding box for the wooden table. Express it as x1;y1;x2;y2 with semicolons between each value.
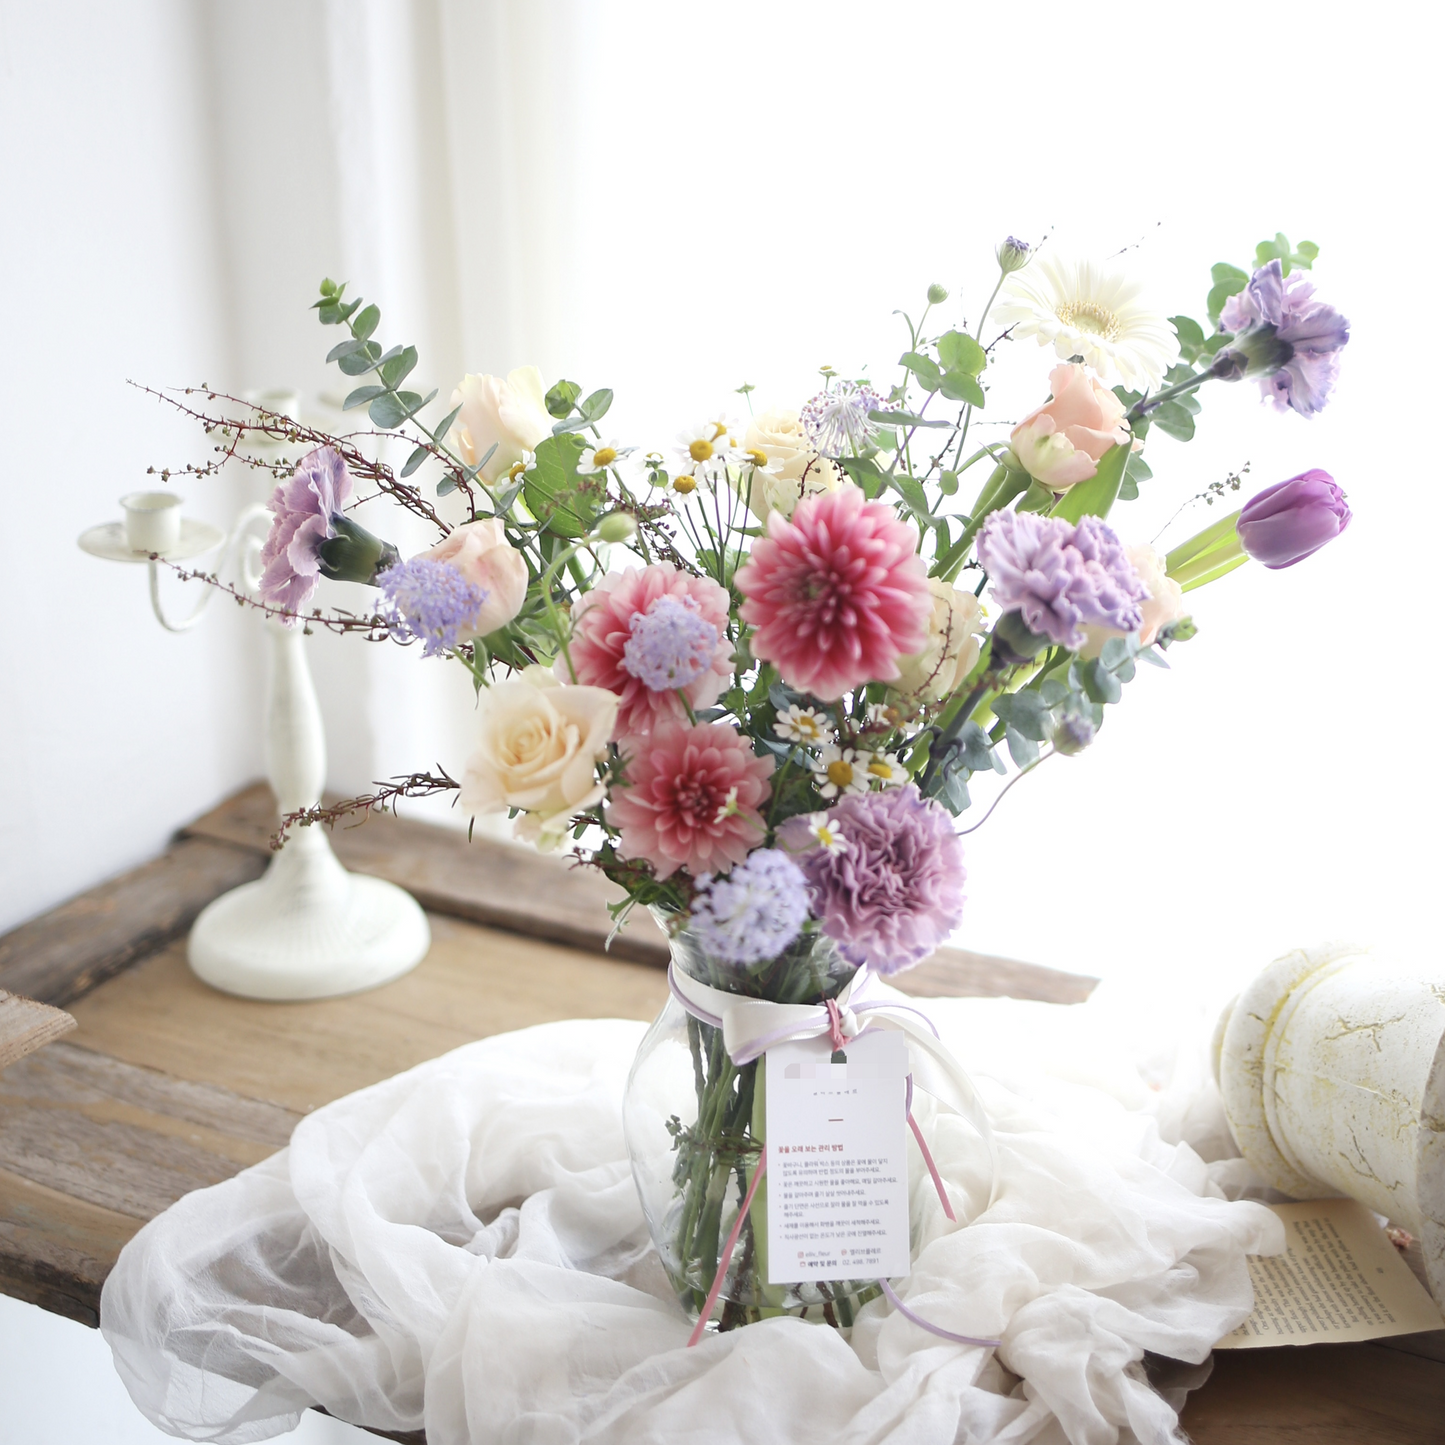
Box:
0;785;1439;1443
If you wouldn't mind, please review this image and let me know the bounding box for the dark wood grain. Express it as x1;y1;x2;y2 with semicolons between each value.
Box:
0;836;265;1007
0;991;76;1068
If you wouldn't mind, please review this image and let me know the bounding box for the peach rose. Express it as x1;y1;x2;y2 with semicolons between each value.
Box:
1080;543;1187;656
450;366;553;484
423;518;527;639
1009;363;1130;492
459;667;619;846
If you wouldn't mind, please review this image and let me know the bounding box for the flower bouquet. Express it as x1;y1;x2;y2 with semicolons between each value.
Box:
152;231;1350;1338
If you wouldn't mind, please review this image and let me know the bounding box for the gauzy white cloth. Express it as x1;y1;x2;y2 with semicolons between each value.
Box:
101;1001;1283;1445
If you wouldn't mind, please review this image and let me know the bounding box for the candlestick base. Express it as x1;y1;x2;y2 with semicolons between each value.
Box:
187;827;429;1000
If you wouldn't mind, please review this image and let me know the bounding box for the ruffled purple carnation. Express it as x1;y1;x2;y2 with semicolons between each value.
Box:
690;848;810;967
621;595;721;692
1220;260;1350;417
977;510;1148;649
790;785;965;975
259;446;352;613
377;557;485;658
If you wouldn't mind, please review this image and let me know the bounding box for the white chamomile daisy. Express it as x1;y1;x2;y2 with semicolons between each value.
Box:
774;704;832;746
671;418;739;483
811;745;872;799
864;752;908;788
806;812;849;855
502;450;536;486
577;440;629;474
989;253;1180;391
713;785;739;823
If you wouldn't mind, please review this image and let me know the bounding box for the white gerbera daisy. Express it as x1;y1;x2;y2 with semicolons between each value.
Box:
670;418;739;483
774;704;832;746
863;752;908;788
577;440;629;474
990;254;1180;391
812;745;872;799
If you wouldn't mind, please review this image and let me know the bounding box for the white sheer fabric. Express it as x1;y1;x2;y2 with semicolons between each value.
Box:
101;1000;1280;1445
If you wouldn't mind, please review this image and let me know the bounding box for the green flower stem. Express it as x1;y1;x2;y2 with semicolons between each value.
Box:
1178;550;1249;592
1126;356;1229;423
931;464;1027;582
1165;508;1243;573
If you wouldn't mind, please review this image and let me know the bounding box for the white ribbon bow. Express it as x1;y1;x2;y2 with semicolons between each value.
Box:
668;962;999;1207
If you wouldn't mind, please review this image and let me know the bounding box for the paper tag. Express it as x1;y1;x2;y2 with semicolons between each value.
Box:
764;1029;911;1283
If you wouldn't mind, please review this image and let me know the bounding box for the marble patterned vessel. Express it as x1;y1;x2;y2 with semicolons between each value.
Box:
1215;943;1445;1301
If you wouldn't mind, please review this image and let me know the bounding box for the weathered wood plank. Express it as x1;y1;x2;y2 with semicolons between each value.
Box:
891;949;1096;1005
0;836;266;1007
0;990;76;1069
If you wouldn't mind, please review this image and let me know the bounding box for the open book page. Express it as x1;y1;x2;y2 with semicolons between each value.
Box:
1218;1198;1443;1349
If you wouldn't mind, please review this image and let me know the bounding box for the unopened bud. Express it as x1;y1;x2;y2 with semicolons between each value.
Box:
927;282;949;305
991;609;1050;666
317;514;400;585
996;236;1031;273
596;511;638;543
1051;711;1096;756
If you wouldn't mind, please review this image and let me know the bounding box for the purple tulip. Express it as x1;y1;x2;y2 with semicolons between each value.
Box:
1237;471;1351;569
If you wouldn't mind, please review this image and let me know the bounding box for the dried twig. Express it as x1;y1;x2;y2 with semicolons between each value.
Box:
270;769;462;850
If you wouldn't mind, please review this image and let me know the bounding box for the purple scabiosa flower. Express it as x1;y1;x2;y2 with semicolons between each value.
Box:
977;510;1148;650
377;557;486;658
800;381;892;457
1218;260;1350;417
620;595;721;692
1237;470;1351;569
259;446;353;612
689;848;810;968
790;785;964;975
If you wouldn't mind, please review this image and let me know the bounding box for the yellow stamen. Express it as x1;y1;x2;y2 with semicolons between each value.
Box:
673;474;697;494
867;760;892;778
745;448;768;468
593;446;618;467
826;760;854;789
508;461;528;481
689;439;714;463
709;421;727;441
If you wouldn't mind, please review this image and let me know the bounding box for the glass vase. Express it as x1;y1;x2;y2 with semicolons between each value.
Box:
622;918;889;1334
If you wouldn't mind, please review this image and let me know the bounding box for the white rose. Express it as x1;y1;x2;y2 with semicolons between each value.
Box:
460;666;619;845
1080;543;1187;657
732;407;841;521
450;367;553;485
891;579;985;702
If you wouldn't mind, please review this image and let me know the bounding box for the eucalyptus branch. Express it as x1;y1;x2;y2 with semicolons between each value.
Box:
271;769;461;849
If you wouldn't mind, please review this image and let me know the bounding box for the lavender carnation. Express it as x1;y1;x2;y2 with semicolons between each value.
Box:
977;510;1148;649
378;557;486;658
795;785;964;975
1220;260;1350;417
690;848;810;967
621;595;721;692
258;446;352;613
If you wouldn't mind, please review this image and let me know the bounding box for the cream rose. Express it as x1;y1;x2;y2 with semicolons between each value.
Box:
1008;363;1130;492
891;578;986;702
1079;543;1187;657
732;407;841;521
423;518;527;639
450;367;553;485
460;667;619;845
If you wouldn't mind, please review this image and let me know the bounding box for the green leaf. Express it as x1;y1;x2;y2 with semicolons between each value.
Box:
937;330;986;376
1016;479;1056;514
1051;442;1130;523
1207;263;1250;327
343;384;386;410
437;476;458;496
579;388;614;422
1119;449;1150;503
379;345;418;389
368;393;408;428
337;342;381;376
939;469;959;496
939;371;986;407
872;410;950;429
837;455;888;499
545;379;581;418
992;689;1051;741
400;444;430;478
900;352;942;391
352;304;381;341
434;403;462;442
1005;726;1039;768
523;433;601;537
890;472;932;523
1296;240;1319;263
326;338;367;364
1151;400;1196;443
1078;658;1122;705
956;722;1002;774
1211;262;1249;286
1100;636;1134;670
1170;315;1205;359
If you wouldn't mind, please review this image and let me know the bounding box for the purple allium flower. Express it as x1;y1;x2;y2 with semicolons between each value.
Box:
1219;260;1350;417
977;509;1148;649
800;381;892;457
377;557;486;657
620;595;721;692
791;785;965;975
1237;470;1351;569
259;446;353;613
689;848;810;968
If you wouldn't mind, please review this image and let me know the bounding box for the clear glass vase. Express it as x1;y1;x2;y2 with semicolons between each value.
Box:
622;917;888;1334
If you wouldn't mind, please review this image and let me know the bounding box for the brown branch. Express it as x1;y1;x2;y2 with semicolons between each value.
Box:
270;769;462;850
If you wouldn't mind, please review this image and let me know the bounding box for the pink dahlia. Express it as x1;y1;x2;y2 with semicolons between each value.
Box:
734;483;929;700
608;720;773;880
563;564;733;737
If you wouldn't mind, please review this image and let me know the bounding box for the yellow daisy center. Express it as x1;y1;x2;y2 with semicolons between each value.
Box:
797;719;821;740
827;760;854;789
709;422;727;441
689;439;714;462
816;824;838;847
1055;299;1120;340
673;474;697;494
745;447;768;468
593;446;618;467
508;460;528;481
867;759;893;778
